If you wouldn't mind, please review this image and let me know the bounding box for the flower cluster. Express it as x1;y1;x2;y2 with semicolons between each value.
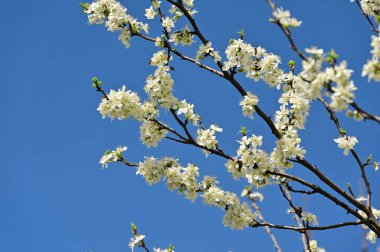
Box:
99;146;127;168
272;7;302;28
196;125;223;156
226;135;272;187
327;62;357;111
358;207;380;243
271;126;305;169
334;135;358;156
359;0;380;18
140;120;168;148
97;85;146;121
363;33;380;82
137;157;200;201
271;74;309;169
302;48;357;112
223;39;284;87
195;42;222;63
136;157;256;229
202;185;255;230
169;25;194;46
177;99;200;124
83;0;148;48
145;51;178;109
239;92;259;119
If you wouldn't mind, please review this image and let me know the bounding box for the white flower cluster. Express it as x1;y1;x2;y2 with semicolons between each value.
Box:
137;157;255;229
302;48;357;111
308;240;326;252
226;135;272;187
137;157;200;201
195;42;222;63
145;51;178;109
177;99;200;124
334;135;358;156
358;207;380;243
273;7;302;28
327;62;357;111
202;185;255;230
84;0;148;48
140;120;168;148
196;125;223;156
276;74;310;129
359;0;380;18
223;39;284;87
239;92;259;119
99;146;127;168
97;85;146;121
168;1;197;21
271;126;305;169
363;34;380;82
170;25;194;46
271;74;309;169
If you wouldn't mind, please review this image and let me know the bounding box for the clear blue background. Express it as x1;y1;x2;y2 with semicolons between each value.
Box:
1;0;380;251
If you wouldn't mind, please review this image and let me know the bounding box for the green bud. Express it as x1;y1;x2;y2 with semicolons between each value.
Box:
329;49;338;60
92;77;102;88
366;154;373;164
238;29;245;39
339;127;346;135
288;60;295;71
104;150;111;155
80;2;89;12
131;222;137;231
229;38;235;44
168;244;175;252
376;15;380;23
239;126;247;136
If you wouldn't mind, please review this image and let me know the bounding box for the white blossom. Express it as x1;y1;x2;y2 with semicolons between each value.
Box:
223;40;284;87
85;0;149;48
308;240;326;252
128;234;145;251
145;6;157;19
177;99;200;124
273;7;302;28
196;125;223;156
334;135;358;156
366;230;378;244
359;0;380;17
223;202;255;230
145;52;178;109
97;85;145;121
162;17;175;32
240;92;259;119
302;212;319;225
99;146;127;168
169;25;194;46
196;42;222;63
140;120;168;148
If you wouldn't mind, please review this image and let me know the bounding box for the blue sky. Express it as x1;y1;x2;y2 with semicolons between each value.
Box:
1;0;380;251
